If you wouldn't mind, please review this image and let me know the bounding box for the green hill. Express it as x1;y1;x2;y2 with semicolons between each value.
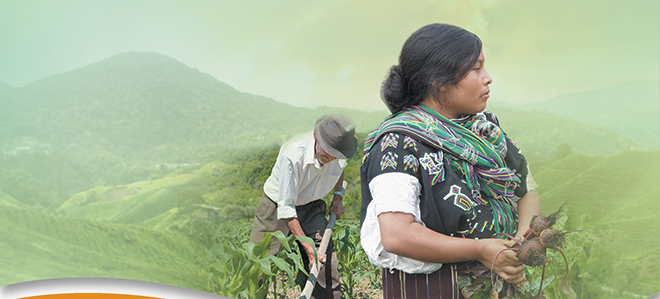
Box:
0;52;389;214
0;189;28;209
1;52;644;165
53;150;281;228
516;80;660;148
0;52;647;214
0;81;12;92
0;205;205;289
0;52;389;160
530;150;660;297
489;107;651;158
55;173;195;226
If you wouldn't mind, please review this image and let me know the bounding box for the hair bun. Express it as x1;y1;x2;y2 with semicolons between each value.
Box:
380;65;408;113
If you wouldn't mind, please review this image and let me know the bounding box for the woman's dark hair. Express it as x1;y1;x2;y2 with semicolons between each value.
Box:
381;23;483;113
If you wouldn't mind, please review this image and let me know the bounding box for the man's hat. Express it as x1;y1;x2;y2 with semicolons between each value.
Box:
314;114;357;159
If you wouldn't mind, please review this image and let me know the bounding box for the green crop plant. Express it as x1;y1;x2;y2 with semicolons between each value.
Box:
205;232;304;298
333;220;381;299
521;210;601;298
190;218;318;298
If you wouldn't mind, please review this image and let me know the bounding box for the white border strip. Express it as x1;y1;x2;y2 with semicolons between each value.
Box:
0;278;232;299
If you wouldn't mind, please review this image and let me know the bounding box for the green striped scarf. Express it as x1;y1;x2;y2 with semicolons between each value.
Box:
364;105;521;235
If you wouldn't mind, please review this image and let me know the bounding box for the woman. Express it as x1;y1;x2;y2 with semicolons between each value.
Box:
359;23;541;298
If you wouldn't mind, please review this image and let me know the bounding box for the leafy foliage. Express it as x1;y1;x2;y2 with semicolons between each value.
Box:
202;232;304;297
186;217;380;298
188;218;318;298
524;212;601;299
333;221;382;298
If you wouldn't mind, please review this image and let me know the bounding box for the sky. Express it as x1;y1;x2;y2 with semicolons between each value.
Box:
0;0;658;111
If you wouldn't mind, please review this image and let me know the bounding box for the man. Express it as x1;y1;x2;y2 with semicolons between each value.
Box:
249;114;357;299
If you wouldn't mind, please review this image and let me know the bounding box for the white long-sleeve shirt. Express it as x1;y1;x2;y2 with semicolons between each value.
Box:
263;132;347;220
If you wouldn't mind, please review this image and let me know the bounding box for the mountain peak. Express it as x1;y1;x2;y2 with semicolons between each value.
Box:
103;51;184;62
26;51;235;94
0;80;13;90
86;51;197;75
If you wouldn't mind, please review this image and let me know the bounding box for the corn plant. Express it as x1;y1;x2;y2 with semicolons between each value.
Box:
193;221;320;299
333;220;381;299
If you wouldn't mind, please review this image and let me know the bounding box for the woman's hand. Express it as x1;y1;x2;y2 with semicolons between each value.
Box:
476;238;527;286
378;212;527;287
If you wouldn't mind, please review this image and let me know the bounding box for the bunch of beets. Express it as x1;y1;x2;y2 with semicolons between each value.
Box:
491;202;588;299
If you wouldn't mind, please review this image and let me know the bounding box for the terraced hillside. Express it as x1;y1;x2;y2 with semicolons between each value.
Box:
0;205;205;289
531;150;660;297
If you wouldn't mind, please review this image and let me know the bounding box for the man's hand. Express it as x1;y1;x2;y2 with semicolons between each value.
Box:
330;196;345;220
330;179;347;220
284;217;327;266
302;241;327;266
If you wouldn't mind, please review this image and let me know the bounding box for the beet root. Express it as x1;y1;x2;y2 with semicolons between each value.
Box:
526;215;550;238
516;239;547;267
539;229;567;249
522;201;567;239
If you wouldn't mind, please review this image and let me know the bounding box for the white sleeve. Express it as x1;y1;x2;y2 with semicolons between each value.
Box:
526;164;539;191
360;172;443;274
275;157;298;219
